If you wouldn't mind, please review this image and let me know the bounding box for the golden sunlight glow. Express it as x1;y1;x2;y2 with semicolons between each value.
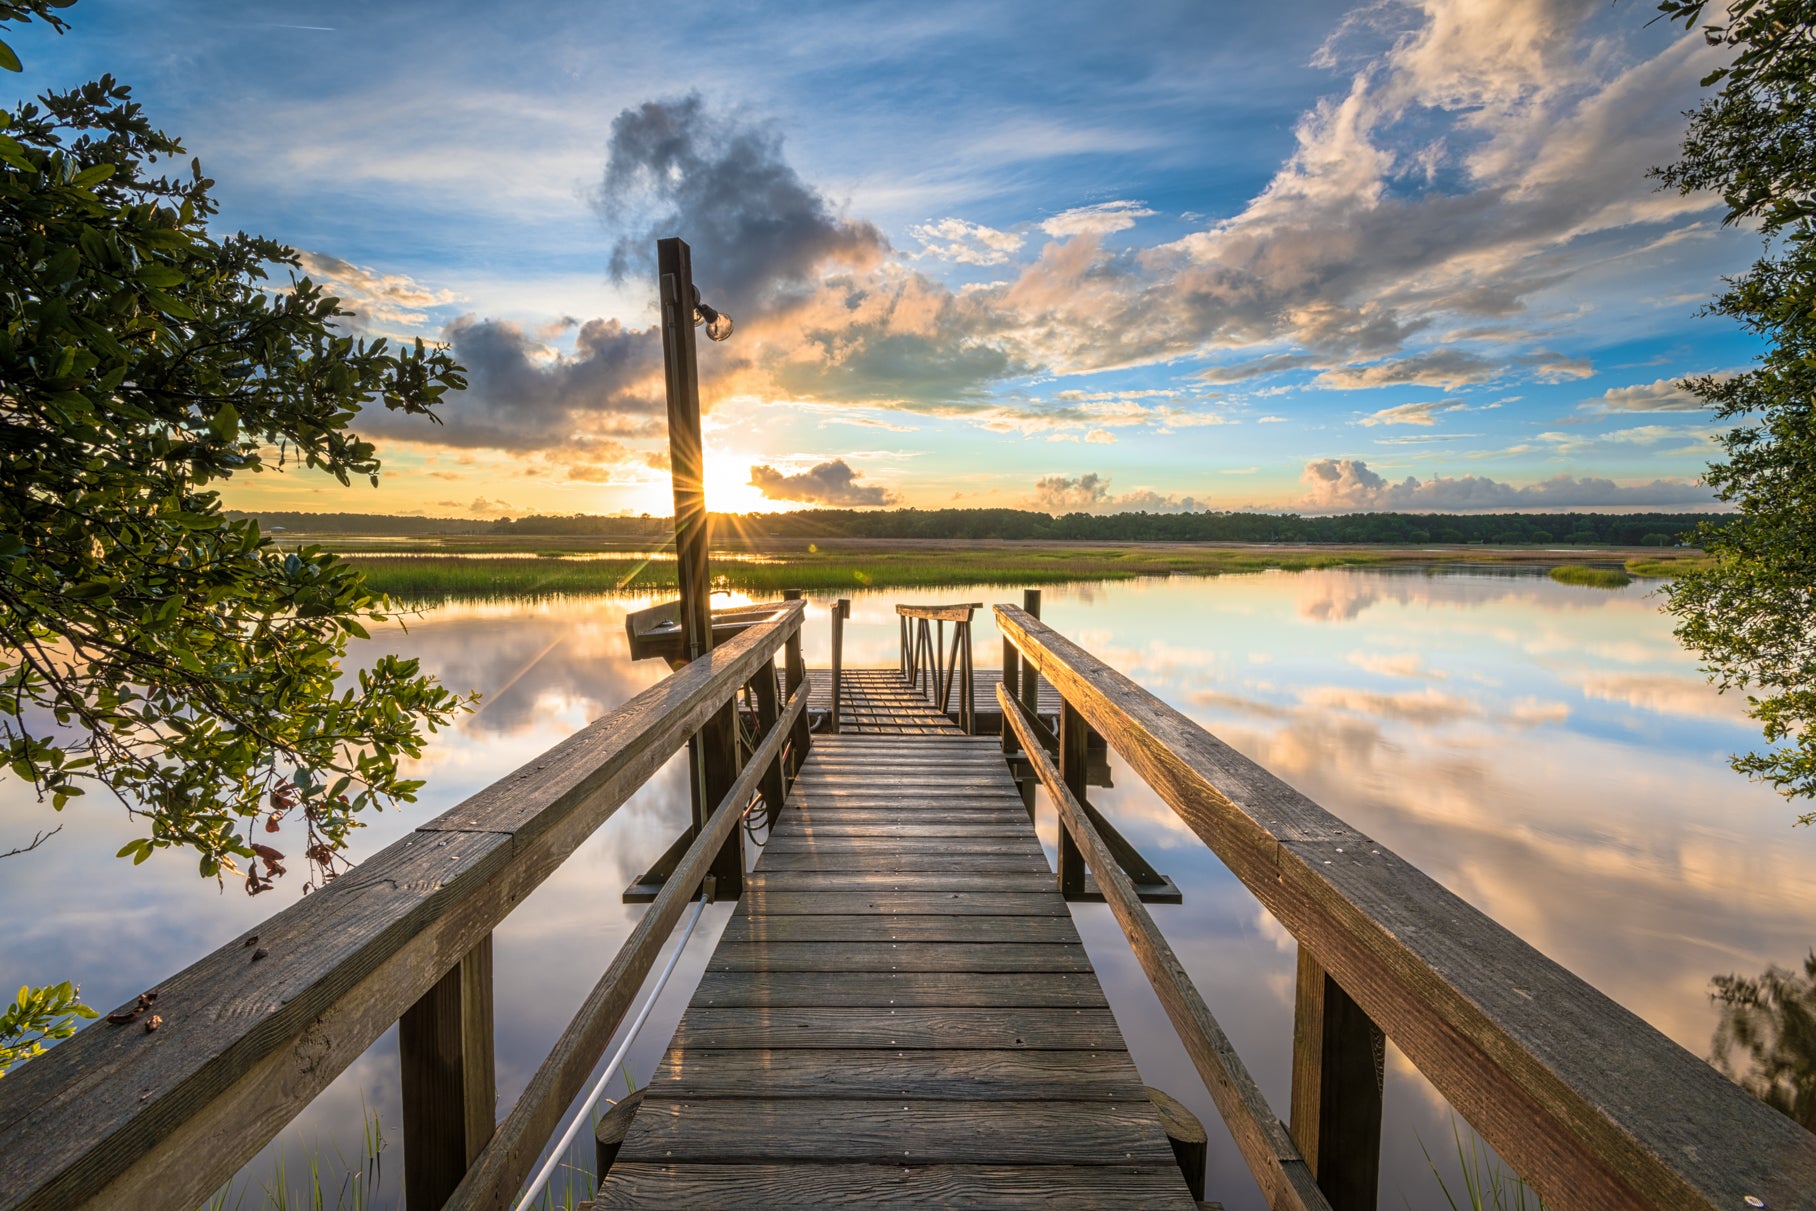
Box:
622;448;795;517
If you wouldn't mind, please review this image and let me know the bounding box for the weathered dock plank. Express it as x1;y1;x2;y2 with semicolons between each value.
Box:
594;1162;1193;1209
594;733;1197;1208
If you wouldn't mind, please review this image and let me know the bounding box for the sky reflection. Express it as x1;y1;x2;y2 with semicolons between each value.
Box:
3;569;1808;1208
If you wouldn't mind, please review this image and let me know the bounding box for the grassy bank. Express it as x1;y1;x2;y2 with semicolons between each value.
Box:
289;536;1712;603
342;545;1393;601
1624;552;1715;577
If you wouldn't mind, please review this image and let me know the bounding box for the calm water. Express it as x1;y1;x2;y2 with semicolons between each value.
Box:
4;568;1810;1208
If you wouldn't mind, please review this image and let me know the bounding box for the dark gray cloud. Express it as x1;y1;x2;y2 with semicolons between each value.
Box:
360;315;664;451
749;459;895;506
1295;457;1715;513
601;95;887;312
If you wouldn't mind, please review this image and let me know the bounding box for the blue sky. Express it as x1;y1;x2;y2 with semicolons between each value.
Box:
11;0;1763;516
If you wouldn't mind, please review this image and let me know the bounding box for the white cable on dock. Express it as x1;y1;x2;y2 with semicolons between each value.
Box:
512;893;709;1211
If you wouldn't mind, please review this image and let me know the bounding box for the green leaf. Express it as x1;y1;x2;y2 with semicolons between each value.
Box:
209;402;239;442
70;162;116;188
0;40;20;74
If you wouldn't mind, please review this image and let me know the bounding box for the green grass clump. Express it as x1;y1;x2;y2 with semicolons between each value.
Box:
1625;552;1716;578
1547;565;1632;589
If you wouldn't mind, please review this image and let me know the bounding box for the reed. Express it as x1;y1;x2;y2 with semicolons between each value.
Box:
1547;565;1632;589
1624;552;1716;577
1422;1114;1550;1211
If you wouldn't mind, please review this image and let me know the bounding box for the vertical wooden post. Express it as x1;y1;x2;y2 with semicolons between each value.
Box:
1058;700;1089;899
829;598;850;734
658;236;741;901
960;617;975;734
1001;623;1021;755
781;589;809;777
900;613;910;679
400;935;496;1210
1290;947;1385;1211
1016;590;1042;817
751;659;785;822
1018;589;1042;721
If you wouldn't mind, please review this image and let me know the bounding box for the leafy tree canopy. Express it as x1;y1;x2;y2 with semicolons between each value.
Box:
1655;0;1816;814
0;4;470;900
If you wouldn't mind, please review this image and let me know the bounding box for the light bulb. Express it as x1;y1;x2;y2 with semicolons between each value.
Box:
705;311;734;341
691;307;705;327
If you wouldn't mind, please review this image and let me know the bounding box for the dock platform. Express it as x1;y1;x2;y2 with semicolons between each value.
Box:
592;731;1198;1208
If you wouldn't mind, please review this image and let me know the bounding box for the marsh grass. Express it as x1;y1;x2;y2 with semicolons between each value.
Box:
343;547;1390;602
1420;1115;1550;1211
1547;565;1633;589
1625;552;1716;577
199;1103;384;1211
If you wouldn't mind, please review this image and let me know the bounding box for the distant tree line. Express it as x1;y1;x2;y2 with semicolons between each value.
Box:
233;507;1718;547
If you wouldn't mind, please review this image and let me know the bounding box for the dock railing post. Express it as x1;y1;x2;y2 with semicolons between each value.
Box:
1015;590;1042;815
1058;699;1089;899
750;656;786;821
782;589;809;776
1001;620;1021;755
1289;947;1385;1211
400;934;496;1210
829;597;850;734
658;235;741;901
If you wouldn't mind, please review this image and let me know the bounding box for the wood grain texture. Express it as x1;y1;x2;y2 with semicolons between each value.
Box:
721;914;1077;944
400;935;497;1209
645;1048;1145;1099
1290;949;1383;1211
744;871;1056;893
737;891;1068;917
708;941;1095;973
618;1098;1178;1165
995;604;1816;1211
670;1007;1130;1051
688;970;1110;1009
595;1162;1193;1208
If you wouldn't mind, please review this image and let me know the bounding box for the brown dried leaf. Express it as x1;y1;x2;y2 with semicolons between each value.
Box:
250;843;285;862
106;1009;139;1025
143;1015;162;1033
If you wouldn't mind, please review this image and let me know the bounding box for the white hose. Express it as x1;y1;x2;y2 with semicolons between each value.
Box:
512;894;709;1211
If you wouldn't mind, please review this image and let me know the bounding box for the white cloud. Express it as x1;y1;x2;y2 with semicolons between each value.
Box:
1294;457;1715;513
909;217;1025;266
1039;200;1157;239
1586;377;1709;413
1357;399;1469;427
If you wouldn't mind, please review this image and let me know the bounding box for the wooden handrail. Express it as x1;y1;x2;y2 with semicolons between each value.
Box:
447;677;809;1209
993;603;1816;1211
0;599;807;1211
1000;685;1330;1211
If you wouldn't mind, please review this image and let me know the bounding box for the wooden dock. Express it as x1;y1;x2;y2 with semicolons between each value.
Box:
801;668;1062;734
593;731;1199;1208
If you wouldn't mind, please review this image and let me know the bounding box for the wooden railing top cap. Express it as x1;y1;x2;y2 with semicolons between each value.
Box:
895;602;983;621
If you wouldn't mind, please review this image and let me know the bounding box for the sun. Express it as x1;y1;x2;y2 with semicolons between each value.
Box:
624;449;792;516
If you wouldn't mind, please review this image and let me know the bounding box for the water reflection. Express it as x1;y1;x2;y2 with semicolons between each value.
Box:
1710;951;1816;1134
4;567;1811;1209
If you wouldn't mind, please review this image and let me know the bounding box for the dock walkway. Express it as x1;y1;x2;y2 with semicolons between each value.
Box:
592;728;1197;1208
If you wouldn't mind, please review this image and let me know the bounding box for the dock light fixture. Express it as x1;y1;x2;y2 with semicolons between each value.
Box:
691;285;734;342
